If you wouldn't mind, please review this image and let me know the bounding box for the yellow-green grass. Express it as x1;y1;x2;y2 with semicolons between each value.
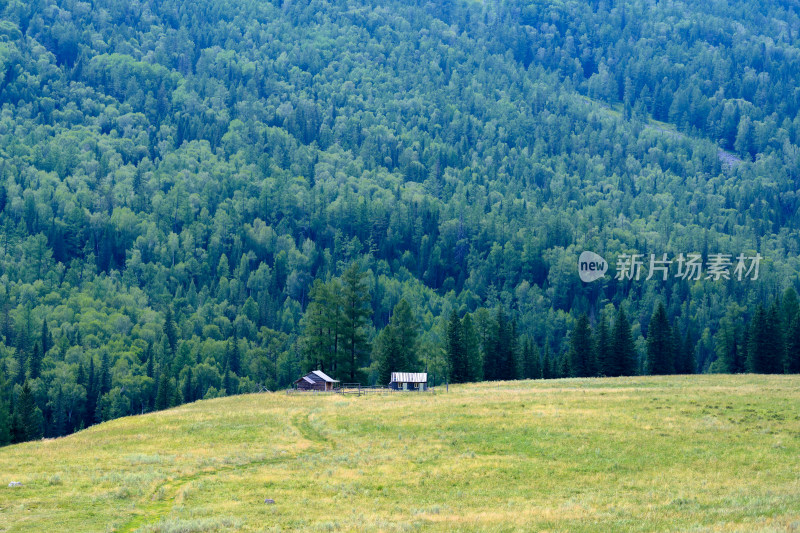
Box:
1;375;799;532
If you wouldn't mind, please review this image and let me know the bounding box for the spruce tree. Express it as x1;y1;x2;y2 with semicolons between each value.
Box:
747;304;783;373
682;331;697;374
84;358;97;426
595;313;611;377
462;313;481;382
99;352;112;394
611;308;637;376
765;301;786;373
568;314;594;377
646;302;674;375
41;319;51;355
182;367;195;403
155;371;170;410
226;334;241;376
542;344;552;379
392;299;420;371
375;323;402;384
786;314;800;374
28;342;42;380
163;306;178;356
339;262;371;383
15;381;43;442
445;310;467;383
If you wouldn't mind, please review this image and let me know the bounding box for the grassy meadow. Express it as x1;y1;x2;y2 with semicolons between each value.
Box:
1;375;799;532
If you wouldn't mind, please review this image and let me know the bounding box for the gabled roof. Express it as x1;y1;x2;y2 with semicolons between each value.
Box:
390;372;428;383
311;370;339;382
302;376;315;384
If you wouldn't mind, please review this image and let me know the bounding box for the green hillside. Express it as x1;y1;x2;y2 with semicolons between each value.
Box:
2;375;799;532
3;0;800;447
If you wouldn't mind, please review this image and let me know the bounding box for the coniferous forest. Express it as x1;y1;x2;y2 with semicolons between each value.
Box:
2;0;800;445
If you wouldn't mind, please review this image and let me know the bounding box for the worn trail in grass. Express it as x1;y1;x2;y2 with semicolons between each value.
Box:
1;375;799;532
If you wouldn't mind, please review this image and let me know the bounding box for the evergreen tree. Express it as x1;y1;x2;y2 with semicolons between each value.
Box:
568;313;594;377
521;336;540;379
376;299;421;384
226;334;241;376
155;371;170;410
163;306;178;356
786;314;800;374
375;322;402;385
0;400;11;445
52;386;66;437
99;352;112;394
339;262;372;383
611;308;638;376
445;310;467;383
14;381;44;442
462;313;482;382
747;303;783;373
41;319;51;355
717;319;743;373
28;343;42;380
0;368;11;445
595;313;611;377
765;301;786;373
84;358;97;426
646;302;674;375
682;331;697;374
542;344;552;379
182;367;194;403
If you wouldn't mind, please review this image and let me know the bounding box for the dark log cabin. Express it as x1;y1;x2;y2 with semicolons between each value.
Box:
294;370;340;391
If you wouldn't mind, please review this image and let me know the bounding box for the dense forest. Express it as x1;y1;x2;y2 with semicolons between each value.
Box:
2;0;800;445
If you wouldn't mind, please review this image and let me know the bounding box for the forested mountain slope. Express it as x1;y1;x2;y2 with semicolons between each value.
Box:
1;0;800;443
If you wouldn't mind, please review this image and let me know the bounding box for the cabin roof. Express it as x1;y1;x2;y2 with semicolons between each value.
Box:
390;372;428;383
311;370;339;382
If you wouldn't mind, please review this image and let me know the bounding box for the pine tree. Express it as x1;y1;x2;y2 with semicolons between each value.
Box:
14;381;43;442
84;358;97;426
182;367;194;403
683;332;696;374
462;313;482;382
392;299;419;371
375;322;402;385
155;371;170;410
163;306;178;356
718;320;742;373
0;368;11;445
0;399;11;445
522;337;540;379
445;310;467;383
542;344;552;379
226;334;241;376
483;313;501;381
646;302;674;375
569;314;594;377
339;262;372;383
595;313;611;377
747;303;783;373
765;301;786;373
41;319;51;355
99;352;112;394
52;386;66;437
28;342;42;380
786;314;800;373
611;308;637;376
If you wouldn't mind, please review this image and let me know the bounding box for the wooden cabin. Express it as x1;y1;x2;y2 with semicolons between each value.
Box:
389;372;428;391
294;370;339;391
